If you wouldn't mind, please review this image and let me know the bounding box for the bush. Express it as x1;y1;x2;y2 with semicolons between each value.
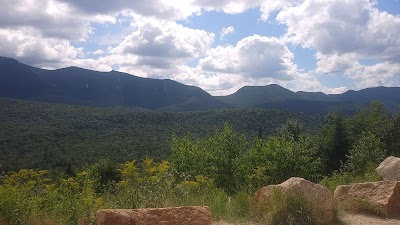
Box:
344;131;386;175
239;136;322;187
253;188;321;225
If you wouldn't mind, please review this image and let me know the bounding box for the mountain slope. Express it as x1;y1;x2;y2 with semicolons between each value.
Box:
0;56;227;110
217;84;400;112
2;56;400;113
216;84;299;107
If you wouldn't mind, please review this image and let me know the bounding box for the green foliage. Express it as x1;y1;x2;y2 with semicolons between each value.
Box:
0;169;47;225
320;163;381;193
278;119;303;141
239;136;322;186
91;159;121;193
170;123;248;193
2;100;400;224
344;132;386;175
171;122;322;193
345;101;390;145
317;113;350;174
0;97;325;172
385;112;400;156
110;158;173;208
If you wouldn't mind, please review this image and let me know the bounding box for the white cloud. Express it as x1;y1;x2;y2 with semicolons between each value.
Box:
315;53;358;74
0;27;113;71
259;0;303;21
110;16;214;70
193;0;263;14
273;0;400;90
0;28;83;65
91;50;105;55
58;0;200;20
345;62;400;89
0;0;115;41
276;0;400;60
200;35;297;80
220;26;235;40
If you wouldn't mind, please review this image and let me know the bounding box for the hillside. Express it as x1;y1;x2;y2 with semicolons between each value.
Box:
0;56;227;111
0;97;325;171
217;84;400;113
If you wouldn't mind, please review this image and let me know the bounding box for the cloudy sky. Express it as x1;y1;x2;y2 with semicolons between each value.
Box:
1;0;399;95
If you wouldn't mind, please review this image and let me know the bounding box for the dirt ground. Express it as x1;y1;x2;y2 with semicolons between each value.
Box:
212;212;400;225
338;213;400;225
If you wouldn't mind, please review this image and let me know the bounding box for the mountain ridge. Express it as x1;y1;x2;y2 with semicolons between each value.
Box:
0;56;229;111
217;84;400;113
1;56;400;113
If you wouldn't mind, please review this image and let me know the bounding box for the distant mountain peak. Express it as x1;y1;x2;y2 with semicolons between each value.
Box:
0;56;228;111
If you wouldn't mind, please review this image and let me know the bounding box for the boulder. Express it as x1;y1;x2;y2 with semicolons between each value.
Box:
96;206;212;225
334;181;400;217
255;177;338;224
376;156;400;181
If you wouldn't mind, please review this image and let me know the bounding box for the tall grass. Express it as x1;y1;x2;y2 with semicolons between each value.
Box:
320;163;381;193
252;188;323;225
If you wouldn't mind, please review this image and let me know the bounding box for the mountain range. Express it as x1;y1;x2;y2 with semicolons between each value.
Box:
1;56;399;113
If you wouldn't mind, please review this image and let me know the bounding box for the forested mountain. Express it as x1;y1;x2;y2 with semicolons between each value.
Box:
1;56;400;113
217;85;400;113
0;97;325;171
0;56;227;111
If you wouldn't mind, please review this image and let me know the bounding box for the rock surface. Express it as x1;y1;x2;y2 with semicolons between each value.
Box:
334;181;400;217
96;206;212;225
255;177;338;224
376;156;400;181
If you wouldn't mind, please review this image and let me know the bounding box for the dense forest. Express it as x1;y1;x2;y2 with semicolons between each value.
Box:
0;97;325;172
1;99;399;225
0;99;400;225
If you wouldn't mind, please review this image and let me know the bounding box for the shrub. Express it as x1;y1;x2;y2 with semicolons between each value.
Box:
253;188;321;225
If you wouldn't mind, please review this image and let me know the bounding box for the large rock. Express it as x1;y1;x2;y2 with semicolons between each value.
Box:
96;206;212;225
255;177;338;224
334;181;400;217
376;156;400;181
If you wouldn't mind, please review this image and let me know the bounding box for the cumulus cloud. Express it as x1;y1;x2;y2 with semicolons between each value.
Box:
276;0;400;60
315;53;358;74
0;0;115;41
259;0;303;21
111;16;214;70
0;28;83;65
199;35;297;80
220;26;235;40
0;27;112;71
345;62;400;89
273;0;400;89
58;0;200;20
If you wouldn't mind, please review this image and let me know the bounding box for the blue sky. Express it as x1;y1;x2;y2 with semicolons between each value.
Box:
0;0;399;95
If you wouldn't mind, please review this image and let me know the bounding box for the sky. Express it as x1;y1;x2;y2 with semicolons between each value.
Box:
0;0;399;96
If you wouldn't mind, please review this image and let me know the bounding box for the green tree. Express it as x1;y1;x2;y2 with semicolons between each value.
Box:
385;112;400;156
318;113;350;174
170;123;248;194
278;119;303;141
238;136;321;186
345;101;390;146
344;131;386;175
